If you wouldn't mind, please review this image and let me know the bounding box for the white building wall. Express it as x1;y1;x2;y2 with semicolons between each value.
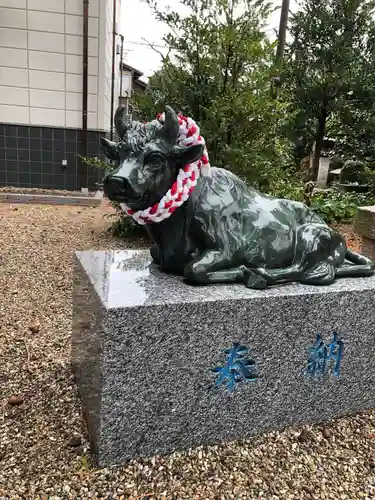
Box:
0;0;120;131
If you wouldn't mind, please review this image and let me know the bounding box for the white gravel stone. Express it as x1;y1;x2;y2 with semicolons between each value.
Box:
0;203;375;499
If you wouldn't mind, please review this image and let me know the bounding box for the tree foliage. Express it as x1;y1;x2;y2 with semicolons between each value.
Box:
330;98;375;163
134;0;295;189
284;0;375;178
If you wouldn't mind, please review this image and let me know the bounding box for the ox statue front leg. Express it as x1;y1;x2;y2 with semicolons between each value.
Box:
183;250;268;289
150;244;161;265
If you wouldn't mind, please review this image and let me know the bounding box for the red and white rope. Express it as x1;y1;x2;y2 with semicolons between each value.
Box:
121;113;211;225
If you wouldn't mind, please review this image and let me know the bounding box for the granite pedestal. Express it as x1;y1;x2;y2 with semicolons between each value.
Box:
72;250;375;466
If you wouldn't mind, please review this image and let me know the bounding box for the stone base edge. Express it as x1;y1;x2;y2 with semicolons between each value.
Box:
0;191;103;207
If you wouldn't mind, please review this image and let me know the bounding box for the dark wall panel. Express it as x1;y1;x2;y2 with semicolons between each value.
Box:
0;123;108;191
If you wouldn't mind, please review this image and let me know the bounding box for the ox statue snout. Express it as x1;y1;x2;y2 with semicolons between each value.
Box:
103;175;127;197
103;172;137;203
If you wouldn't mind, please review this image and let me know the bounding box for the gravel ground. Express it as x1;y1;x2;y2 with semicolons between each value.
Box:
1;204;375;499
334;223;363;253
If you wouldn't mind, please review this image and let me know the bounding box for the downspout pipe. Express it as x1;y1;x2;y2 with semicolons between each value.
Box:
110;0;117;141
82;0;89;186
119;34;124;101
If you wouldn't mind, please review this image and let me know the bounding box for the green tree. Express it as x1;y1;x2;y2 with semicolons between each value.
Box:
330;93;375;163
285;0;375;180
134;0;295;188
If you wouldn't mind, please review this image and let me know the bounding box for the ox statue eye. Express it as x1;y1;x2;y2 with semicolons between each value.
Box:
144;151;165;164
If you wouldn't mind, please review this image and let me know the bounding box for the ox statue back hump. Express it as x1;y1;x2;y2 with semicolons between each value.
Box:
102;105;374;289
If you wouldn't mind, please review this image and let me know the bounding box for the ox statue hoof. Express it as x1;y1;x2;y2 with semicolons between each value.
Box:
243;268;268;290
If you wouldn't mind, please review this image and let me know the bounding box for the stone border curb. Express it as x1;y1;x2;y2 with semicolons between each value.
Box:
0;191;103;207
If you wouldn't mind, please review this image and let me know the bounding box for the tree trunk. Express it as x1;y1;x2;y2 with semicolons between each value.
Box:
275;0;290;66
311;111;327;181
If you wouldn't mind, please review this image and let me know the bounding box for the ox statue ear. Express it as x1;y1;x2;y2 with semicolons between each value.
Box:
159;105;179;144
169;143;204;166
101;137;120;161
114;105;129;139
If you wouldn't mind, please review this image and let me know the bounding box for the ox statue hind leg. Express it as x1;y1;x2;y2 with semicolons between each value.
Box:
183;224;337;290
183;227;374;290
244;223;343;289
184;224;342;290
183;247;334;290
335;249;374;278
244;225;375;288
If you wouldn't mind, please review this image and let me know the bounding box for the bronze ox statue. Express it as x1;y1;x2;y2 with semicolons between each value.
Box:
101;105;374;289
